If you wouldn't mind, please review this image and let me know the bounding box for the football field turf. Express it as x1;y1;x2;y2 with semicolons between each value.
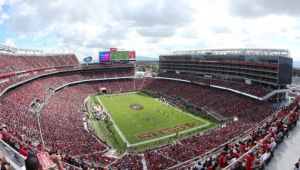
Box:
96;92;211;146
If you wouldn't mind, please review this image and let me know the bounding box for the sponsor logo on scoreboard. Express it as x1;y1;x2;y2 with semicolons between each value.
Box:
136;122;196;141
110;48;117;51
83;56;92;63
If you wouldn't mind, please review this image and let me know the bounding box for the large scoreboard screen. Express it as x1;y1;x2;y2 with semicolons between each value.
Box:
99;49;136;62
110;51;136;60
110;51;130;60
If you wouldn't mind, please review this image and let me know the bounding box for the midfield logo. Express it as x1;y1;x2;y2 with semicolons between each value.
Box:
129;104;144;110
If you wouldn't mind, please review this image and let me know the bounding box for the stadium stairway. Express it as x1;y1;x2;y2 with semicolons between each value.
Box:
141;154;148;170
105;159;118;169
139;78;146;91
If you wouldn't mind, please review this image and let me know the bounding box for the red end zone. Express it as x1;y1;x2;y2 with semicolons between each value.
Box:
136;122;196;141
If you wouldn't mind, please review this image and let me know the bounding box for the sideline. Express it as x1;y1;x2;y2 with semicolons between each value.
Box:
97;94;211;147
96;96;130;146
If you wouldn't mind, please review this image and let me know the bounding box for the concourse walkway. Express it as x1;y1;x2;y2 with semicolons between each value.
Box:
266;122;300;170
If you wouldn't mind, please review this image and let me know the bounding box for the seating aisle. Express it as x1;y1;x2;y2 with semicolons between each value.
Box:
266;122;300;170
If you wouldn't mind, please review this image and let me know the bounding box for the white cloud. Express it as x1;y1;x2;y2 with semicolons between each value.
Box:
1;0;300;61
228;0;300;18
0;0;5;9
0;12;9;25
5;38;16;47
137;26;177;37
1;13;8;19
33;31;50;41
212;27;233;34
19;35;26;39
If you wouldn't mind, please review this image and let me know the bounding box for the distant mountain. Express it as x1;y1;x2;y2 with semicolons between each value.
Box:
294;61;300;68
136;56;158;61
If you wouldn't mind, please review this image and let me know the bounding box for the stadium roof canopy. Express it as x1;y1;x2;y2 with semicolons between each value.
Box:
163;48;290;57
0;43;43;54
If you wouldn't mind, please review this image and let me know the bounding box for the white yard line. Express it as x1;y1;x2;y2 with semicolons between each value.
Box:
139;92;210;124
128;123;210;147
96;97;130;146
97;94;211;147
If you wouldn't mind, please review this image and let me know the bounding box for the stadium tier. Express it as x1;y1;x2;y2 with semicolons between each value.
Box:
159;48;292;101
0;52;134;96
0;50;299;170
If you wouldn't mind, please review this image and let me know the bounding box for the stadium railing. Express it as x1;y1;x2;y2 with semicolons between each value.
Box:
0;140;26;169
1;135;83;170
222;104;298;170
167;109;281;169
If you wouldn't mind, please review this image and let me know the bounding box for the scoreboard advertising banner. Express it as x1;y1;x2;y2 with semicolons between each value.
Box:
99;48;136;62
130;51;136;59
99;51;110;61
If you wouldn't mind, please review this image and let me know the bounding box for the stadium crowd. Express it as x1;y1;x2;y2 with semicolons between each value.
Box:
0;53;134;94
0;64;298;170
157;72;284;99
141;78;274;121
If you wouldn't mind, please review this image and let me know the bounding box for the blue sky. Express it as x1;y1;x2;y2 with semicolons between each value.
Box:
1;0;300;63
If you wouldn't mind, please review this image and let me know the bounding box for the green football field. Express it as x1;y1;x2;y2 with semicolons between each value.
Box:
95;92;211;146
110;51;130;60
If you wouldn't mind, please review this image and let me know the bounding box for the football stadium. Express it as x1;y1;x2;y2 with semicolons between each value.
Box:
0;44;299;170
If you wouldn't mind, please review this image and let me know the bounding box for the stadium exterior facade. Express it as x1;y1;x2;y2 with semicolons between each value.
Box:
159;48;293;100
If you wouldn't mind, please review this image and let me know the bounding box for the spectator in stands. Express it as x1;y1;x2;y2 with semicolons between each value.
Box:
259;147;271;166
24;154;64;170
219;151;229;168
19;145;29;157
50;154;64;170
230;160;245;170
228;155;237;165
79;157;84;168
276;129;284;141
269;138;276;151
0;128;7;142
0;152;11;170
261;139;270;153
24;155;42;170
26;148;33;155
245;152;256;170
195;162;203;170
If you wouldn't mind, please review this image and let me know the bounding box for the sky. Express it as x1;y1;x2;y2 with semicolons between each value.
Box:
0;0;300;62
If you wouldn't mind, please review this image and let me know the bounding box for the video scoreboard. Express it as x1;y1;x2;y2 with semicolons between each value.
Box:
99;48;136;62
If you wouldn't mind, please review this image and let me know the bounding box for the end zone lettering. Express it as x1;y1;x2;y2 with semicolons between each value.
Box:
136;122;196;141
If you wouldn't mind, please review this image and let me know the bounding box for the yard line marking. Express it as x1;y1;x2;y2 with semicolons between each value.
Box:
129;123;210;146
131;120;136;122
96;97;130;145
97;93;211;147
